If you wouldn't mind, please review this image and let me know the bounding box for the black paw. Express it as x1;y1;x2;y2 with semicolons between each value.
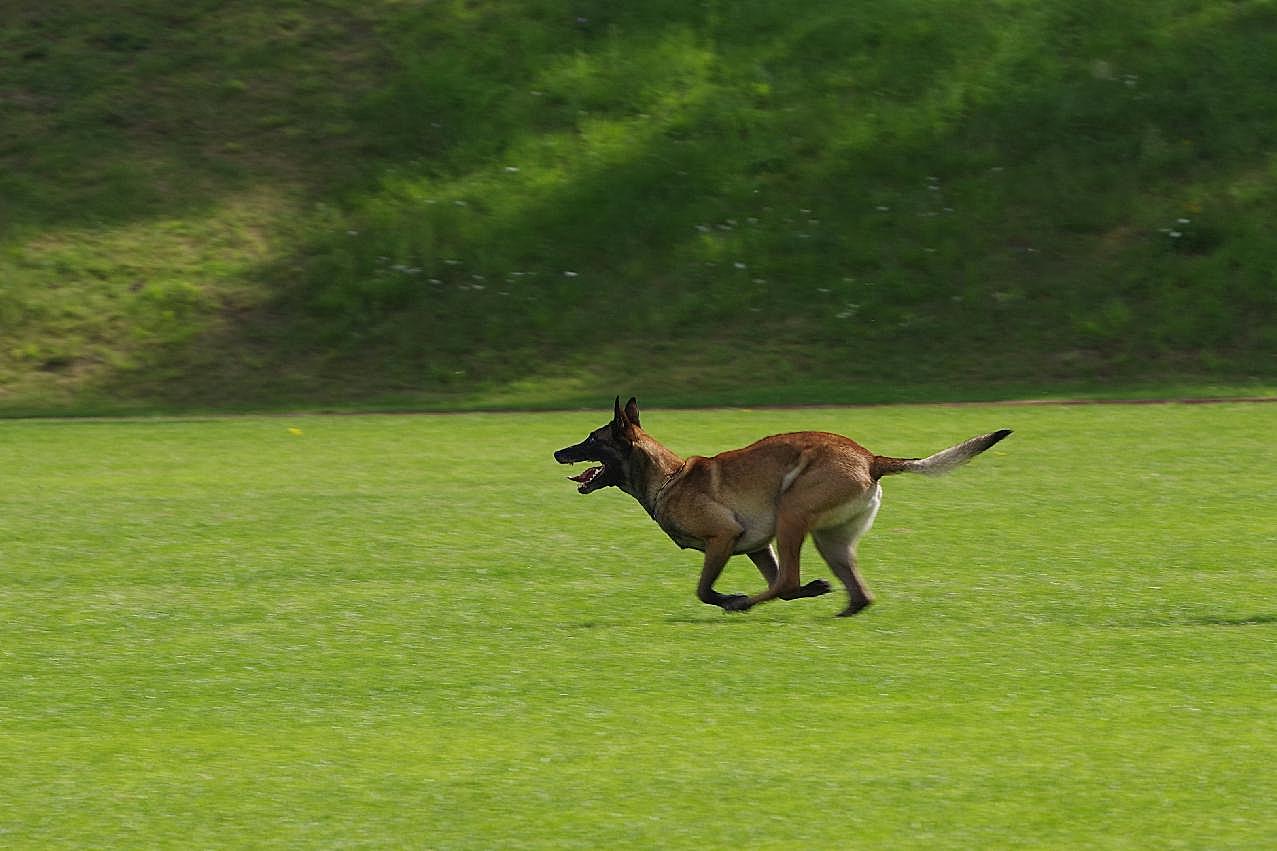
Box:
720;594;753;612
836;598;873;617
803;579;832;597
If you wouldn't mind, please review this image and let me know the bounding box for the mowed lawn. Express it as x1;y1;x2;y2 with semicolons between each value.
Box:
1;403;1273;848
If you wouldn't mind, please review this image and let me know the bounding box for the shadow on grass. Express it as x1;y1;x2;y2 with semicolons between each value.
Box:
1190;613;1277;627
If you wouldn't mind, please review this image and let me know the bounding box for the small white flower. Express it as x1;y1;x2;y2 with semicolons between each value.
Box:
563;271;579;277
734;262;747;270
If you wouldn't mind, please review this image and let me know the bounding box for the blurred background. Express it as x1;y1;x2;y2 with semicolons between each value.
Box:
2;0;1274;414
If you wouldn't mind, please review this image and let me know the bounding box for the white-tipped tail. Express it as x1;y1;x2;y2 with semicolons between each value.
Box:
872;429;1012;479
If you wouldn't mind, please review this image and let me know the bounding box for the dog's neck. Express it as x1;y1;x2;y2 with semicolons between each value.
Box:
622;432;685;517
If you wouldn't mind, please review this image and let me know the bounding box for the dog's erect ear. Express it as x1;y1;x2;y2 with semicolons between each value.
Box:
624;397;641;427
611;395;636;444
611;396;628;441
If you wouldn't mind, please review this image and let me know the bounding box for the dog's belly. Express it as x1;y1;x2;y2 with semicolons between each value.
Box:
664;485;879;552
733;517;778;554
667;531;775;554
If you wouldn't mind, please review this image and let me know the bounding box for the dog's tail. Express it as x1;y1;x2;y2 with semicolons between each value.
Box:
871;429;1012;480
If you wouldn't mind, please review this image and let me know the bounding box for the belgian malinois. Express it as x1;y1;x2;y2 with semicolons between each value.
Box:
554;397;1010;616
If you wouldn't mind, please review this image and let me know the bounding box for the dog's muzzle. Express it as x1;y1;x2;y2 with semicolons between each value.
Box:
554;445;608;493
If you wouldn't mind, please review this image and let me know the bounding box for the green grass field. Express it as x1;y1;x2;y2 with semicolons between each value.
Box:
2;402;1274;847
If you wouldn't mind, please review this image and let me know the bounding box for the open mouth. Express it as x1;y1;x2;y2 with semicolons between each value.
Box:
567;465;605;493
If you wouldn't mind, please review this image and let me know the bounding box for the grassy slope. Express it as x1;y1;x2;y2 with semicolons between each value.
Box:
2;1;1275;414
1;404;1274;846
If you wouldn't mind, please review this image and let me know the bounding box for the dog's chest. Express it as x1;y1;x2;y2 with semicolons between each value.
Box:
656;515;705;551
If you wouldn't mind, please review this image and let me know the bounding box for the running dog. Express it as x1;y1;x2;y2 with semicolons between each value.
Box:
554;397;1010;616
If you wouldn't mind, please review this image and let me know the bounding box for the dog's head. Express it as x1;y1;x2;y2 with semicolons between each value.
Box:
554;396;642;494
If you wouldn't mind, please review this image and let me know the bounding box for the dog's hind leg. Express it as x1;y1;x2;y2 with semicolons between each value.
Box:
812;527;873;616
811;503;881;617
747;547;830;600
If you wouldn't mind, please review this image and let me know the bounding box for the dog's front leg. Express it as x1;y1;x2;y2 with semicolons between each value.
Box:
696;535;748;610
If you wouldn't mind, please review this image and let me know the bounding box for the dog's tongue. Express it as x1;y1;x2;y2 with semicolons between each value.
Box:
568;466;603;484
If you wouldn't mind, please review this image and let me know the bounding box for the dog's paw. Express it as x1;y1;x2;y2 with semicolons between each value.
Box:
836;598;873;617
720;594;752;613
803;579;832;597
